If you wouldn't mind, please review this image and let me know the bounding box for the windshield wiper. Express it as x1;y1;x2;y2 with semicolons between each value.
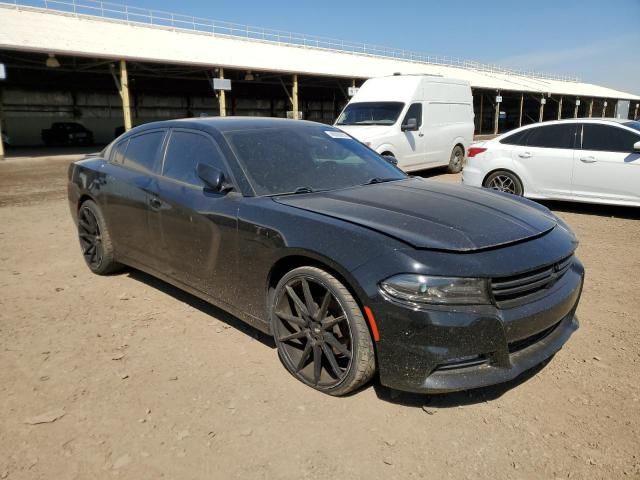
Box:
273;186;318;196
362;177;400;186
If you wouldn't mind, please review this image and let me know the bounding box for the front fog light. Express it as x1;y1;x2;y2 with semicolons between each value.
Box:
380;274;490;305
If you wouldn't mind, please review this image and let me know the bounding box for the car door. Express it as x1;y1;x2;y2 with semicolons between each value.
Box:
101;129;167;268
510;123;578;198
396;103;426;170
153;128;240;299
573;123;640;204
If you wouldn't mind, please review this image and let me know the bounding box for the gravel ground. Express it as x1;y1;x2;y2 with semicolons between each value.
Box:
1;151;639;480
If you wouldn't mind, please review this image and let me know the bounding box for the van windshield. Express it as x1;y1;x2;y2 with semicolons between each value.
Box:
336;102;404;126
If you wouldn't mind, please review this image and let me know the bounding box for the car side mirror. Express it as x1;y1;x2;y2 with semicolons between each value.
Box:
634;141;640;153
401;118;418;131
197;163;229;192
382;154;398;166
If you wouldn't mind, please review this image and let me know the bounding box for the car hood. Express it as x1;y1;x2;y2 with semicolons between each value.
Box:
274;178;558;252
335;124;394;142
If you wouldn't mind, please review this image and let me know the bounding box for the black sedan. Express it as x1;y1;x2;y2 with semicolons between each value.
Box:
67;118;584;396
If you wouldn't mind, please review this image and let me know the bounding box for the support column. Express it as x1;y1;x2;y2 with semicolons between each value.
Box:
493;91;501;135
558;96;563;120
119;60;133;132
518;92;524;127
635;103;639;120
602;101;607;117
478;93;484;134
539;97;545;122
292;74;299;119
218;68;226;117
574;98;579;118
0;88;5;160
588;99;593;118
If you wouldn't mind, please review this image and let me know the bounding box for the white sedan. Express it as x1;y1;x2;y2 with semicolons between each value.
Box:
462;118;640;207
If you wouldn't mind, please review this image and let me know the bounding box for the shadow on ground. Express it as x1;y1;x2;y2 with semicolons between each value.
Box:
539;199;640;220
126;268;276;349
373;360;550;408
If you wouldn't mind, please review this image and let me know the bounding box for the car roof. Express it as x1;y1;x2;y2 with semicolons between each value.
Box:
126;117;332;136
497;117;636;139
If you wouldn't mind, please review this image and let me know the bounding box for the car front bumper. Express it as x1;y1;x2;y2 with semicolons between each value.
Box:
372;259;584;394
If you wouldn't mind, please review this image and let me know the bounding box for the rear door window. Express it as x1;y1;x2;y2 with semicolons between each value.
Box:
500;129;530;146
162;130;227;186
525;124;578;149
402;103;423;128
581;124;640;152
111;139;128;164
122;130;166;173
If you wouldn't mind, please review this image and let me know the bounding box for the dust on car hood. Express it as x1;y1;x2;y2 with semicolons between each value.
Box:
274;178;557;252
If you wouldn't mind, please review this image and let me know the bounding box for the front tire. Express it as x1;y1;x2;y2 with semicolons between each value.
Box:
447;145;464;173
77;200;122;275
271;266;375;396
483;170;524;196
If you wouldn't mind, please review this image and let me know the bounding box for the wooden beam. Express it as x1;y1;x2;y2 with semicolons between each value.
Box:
539;97;545;123
518;92;523;127
218;68;226;117
119;60;133;131
478;93;484;134
493;91;500;135
558;96;563;120
574;98;579;118
588;99;593;118
292;74;299;119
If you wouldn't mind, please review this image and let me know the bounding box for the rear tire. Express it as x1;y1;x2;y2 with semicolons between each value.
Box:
271;266;376;396
77;200;122;275
483;170;524;196
447;145;464;173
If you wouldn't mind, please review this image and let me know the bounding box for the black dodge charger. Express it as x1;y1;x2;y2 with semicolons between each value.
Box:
68;117;584;396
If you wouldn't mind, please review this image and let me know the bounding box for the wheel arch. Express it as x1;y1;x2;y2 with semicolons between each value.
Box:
77;193;96;211
266;252;377;344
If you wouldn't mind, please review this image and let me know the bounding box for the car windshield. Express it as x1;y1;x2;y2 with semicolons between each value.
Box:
223;125;406;196
623;120;640;132
336;102;404;126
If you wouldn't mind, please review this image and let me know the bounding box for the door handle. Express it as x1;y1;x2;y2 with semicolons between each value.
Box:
580;156;597;163
149;197;162;209
518;152;532;159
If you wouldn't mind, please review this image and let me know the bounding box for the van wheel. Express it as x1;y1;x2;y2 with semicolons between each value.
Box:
447;145;464;173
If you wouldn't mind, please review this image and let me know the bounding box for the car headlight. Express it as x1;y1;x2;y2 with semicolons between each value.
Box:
380;274;490;305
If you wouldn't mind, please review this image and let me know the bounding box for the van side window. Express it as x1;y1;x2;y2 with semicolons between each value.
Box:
402;103;423;128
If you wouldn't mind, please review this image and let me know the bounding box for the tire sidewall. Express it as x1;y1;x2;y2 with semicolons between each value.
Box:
484;170;524;196
271;266;372;396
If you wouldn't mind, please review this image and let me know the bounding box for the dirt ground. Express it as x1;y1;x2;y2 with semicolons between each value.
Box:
1;150;639;480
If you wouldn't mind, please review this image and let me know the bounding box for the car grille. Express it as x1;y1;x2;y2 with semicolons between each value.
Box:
491;255;573;308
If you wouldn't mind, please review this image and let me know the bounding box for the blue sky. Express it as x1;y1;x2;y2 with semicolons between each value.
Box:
131;0;639;94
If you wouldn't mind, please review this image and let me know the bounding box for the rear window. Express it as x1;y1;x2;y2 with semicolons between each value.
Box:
122;131;165;173
500;129;530;146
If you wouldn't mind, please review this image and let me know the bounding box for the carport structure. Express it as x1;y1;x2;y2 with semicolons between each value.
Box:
0;0;638;150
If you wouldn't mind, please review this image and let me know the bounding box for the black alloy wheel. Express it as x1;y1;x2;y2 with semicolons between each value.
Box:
272;266;375;395
77;200;121;275
78;206;103;269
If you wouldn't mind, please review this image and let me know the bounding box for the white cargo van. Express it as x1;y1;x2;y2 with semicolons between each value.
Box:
335;74;474;173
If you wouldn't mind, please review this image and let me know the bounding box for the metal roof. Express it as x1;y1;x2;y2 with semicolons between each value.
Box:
0;0;638;101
